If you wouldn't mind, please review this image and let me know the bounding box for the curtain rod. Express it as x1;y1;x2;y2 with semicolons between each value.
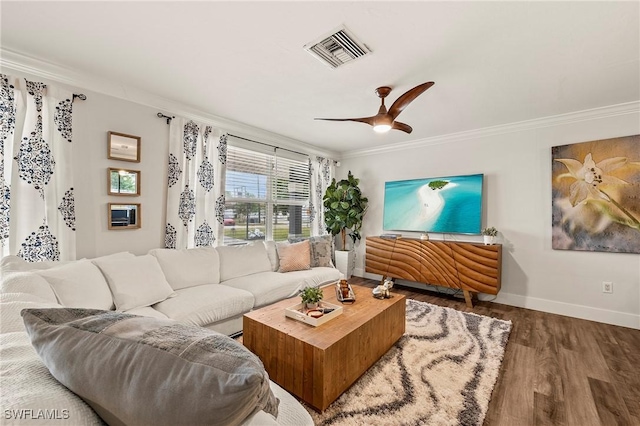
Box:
154;112;308;158
157;112;175;124
227;134;308;158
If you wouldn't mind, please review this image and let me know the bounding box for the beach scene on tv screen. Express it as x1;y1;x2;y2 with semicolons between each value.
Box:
383;174;483;234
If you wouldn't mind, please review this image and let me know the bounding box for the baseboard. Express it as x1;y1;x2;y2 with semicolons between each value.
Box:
358;271;639;330
487;291;639;330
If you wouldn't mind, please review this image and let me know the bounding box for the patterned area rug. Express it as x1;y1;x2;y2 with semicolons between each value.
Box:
307;299;512;426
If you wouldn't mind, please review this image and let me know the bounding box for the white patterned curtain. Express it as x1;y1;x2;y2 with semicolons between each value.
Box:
0;75;76;262
165;117;226;249
309;156;335;236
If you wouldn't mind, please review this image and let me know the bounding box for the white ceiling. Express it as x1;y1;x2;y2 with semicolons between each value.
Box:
1;1;639;154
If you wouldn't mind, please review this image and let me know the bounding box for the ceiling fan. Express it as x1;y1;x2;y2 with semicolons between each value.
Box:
315;81;435;134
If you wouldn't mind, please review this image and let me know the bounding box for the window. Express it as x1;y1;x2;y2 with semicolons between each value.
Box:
223;139;310;245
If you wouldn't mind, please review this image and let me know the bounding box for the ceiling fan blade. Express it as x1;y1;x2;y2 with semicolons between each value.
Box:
388;82;435;120
314;116;376;126
392;121;413;134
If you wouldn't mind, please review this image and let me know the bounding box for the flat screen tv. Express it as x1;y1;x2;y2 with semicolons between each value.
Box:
383;173;483;235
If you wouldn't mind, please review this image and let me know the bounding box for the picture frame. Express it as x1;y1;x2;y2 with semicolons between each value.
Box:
108;131;141;163
108;168;140;196
108;203;141;230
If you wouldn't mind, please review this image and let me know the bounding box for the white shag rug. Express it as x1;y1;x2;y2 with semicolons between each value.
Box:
306;299;512;426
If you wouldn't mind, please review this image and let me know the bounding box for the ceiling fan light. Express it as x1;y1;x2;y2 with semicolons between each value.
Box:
373;124;392;133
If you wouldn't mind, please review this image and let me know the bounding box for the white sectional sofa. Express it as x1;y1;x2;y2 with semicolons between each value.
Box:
0;240;341;425
1;240;341;335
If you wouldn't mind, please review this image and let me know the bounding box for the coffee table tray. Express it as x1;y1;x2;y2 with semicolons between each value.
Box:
285;301;343;327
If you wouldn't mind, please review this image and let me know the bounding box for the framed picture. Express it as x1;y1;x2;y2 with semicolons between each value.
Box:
551;135;640;253
108;203;141;230
108;131;140;162
108;168;140;196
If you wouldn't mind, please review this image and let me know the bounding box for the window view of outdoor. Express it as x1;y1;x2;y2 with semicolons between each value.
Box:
223;202;311;244
224;144;311;245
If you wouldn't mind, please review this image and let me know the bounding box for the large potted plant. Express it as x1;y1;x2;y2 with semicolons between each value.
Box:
323;171;368;278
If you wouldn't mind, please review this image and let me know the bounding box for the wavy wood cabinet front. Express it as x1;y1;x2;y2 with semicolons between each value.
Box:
365;236;502;307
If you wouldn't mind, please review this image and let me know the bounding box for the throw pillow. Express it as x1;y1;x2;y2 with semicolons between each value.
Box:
276;240;311;273
37;260;114;310
93;255;175;311
21;308;279;426
289;235;334;268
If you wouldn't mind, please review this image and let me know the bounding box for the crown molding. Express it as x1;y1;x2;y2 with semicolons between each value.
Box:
0;47;339;159
340;101;640;159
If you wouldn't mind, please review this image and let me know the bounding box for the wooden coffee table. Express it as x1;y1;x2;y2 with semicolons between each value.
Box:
243;284;406;411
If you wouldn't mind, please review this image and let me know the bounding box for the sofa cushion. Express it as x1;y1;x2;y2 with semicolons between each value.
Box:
37;260;114;310
0;272;58;303
153;284;255;327
124;306;169;320
21;308;279;426
94;255;176;311
149;247;220;289
217;243;272;282
223;267;340;308
276;240;311;273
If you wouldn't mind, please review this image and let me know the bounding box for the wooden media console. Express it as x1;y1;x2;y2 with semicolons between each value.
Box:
365;236;502;307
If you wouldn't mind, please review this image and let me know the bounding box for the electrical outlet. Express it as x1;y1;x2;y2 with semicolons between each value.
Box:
602;281;613;293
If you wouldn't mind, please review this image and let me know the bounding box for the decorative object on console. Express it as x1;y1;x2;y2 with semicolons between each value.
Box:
365;236;501;308
299;285;323;309
372;277;394;299
481;227;498;245
107;131;140;162
551;135;640;254
383;173;483;235
108;168;140;196
323;171;368;278
108;203;141;230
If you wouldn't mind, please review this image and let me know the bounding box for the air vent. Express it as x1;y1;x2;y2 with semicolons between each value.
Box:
304;26;371;69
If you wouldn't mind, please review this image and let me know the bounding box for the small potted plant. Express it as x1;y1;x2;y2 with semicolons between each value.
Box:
299;286;323;309
481;227;498;245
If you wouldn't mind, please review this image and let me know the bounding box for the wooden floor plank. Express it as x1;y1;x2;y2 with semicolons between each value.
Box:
534;312;565;402
534;391;566;426
588;377;633;425
348;277;640;426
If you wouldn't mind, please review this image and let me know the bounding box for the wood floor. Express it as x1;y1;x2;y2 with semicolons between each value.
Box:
349;277;640;426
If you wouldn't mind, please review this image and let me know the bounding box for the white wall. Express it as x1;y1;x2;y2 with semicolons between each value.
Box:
339;106;640;329
73;91;169;258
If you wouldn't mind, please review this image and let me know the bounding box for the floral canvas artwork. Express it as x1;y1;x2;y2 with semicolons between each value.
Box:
551;135;640;253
